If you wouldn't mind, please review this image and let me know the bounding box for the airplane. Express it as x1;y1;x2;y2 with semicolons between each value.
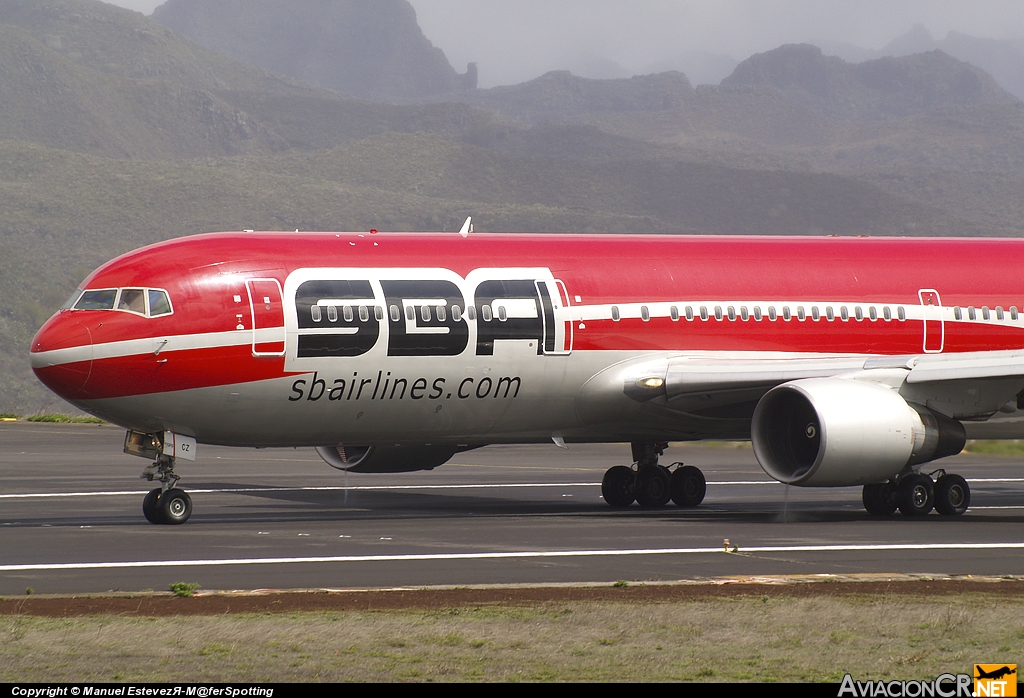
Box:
28;225;1024;524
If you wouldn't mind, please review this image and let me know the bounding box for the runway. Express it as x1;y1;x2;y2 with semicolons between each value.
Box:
2;422;1024;595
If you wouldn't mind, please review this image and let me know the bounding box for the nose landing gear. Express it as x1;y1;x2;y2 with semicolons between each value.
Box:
601;441;707;509
140;455;192;525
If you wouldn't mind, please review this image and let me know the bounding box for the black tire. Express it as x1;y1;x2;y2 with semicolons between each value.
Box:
934;474;970;516
670;465;706;507
602;466;636;508
897;474;934;516
157;488;192;525
635;466;672;508
862;482;898;516
142;488;162;524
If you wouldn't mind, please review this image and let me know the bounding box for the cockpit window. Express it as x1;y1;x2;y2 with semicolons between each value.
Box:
61;289;84;310
118;288;146;315
148;290;172;316
70;287;172;317
74;289;117;310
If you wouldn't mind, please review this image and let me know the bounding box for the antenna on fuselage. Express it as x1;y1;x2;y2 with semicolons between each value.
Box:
459;216;473;238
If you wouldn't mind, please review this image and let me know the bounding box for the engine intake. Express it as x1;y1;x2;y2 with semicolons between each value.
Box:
315;444;458;473
751;378;965;487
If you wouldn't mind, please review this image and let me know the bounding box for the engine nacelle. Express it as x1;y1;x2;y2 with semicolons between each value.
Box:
751;378;965;487
315;444;458;473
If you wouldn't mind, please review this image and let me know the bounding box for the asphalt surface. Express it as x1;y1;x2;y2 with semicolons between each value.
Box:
2;422;1023;595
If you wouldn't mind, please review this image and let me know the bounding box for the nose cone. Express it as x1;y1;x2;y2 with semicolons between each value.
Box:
30;312;94;399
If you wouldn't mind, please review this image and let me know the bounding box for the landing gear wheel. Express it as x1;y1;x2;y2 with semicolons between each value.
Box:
862;482;898;516
142;488;162;524
670;465;706;507
635;466;672;508
602;466;636;508
934;474;970;516
157;488;192;525
897;474;934;516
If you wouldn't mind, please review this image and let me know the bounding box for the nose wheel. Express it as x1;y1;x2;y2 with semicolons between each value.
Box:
140;456;192;525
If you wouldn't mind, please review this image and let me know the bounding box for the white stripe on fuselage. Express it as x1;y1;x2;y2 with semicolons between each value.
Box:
30;297;1024;369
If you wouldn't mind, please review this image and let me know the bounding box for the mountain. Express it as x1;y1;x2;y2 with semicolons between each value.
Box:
823;26;1024;102
721;44;1018;121
152;0;474;100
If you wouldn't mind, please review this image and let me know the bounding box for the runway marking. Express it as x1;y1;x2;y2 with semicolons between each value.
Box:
3;477;1022;500
4;542;1024;572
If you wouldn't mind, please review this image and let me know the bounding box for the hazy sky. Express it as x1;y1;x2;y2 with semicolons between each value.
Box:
106;1;1024;87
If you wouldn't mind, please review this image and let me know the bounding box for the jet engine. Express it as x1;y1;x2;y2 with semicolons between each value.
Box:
751;378;965;487
315;444;458;473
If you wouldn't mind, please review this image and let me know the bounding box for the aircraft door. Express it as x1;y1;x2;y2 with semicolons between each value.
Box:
919;289;943;353
247;278;286;356
535;279;573;355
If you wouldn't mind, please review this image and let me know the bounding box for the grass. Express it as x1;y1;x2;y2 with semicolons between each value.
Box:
169;583;201;598
24;414;104;424
1;595;1021;682
963;440;1024;456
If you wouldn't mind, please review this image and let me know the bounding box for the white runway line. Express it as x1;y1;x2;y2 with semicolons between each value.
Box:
2;478;1020;500
4;542;1024;572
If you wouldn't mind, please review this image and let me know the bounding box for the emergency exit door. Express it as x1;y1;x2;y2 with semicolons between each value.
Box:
247;278;286;356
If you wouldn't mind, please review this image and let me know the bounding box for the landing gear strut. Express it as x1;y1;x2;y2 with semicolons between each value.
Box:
601;442;706;509
140;454;192;525
862;469;970;517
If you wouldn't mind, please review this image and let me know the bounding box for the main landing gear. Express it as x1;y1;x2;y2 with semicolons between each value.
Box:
141;455;192;525
862;469;970;517
601;441;707;509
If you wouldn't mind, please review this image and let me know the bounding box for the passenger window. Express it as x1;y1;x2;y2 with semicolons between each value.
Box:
436;305;446;322
727;306;736;321
713;306;722;321
374;306;384;321
768;306;777;321
855;306;864;321
390;305;401;322
898;306;906;321
344;306;354;322
796;306;805;321
840;306;849;321
118;288;146;314
826;306;834;321
869;307;877;321
782;306;791;321
74;289;117;310
670;306;679;321
740;306;749;321
452;305;462;322
883;307;891;321
311;305;322;323
641;306;650;322
148;290;172;317
753;306;762;321
1012;307;1019;321
327;306;338;322
700;306;709;321
611;306;620;322
359;305;369;322
996;306;1004;320
811;306;819;321
467;305;477;321
982;306;990;320
954;307;962;321
406;305;415;321
968;307;976;320
685;306;694;321
420;305;431;322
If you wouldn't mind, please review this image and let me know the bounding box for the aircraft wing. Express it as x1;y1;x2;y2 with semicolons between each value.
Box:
609;350;1024;421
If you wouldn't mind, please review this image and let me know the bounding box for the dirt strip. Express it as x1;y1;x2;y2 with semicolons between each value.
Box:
3;576;1023;616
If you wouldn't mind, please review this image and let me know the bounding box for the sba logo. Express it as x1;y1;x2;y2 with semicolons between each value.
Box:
974;665;1017;697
